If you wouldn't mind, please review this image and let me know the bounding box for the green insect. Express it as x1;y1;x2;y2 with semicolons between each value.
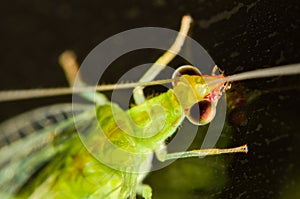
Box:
0;15;299;199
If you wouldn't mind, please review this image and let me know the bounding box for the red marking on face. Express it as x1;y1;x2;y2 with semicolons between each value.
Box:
205;84;224;103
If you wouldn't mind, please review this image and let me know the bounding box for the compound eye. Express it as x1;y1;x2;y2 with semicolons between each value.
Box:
172;65;202;86
186;99;216;125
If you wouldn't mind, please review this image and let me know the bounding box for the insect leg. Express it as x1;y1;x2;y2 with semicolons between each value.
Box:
133;15;193;104
156;144;248;162
59;50;108;105
119;172;138;199
137;184;152;199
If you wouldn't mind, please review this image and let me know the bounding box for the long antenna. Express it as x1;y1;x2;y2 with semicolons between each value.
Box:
0;78;175;102
1;63;299;102
208;63;300;86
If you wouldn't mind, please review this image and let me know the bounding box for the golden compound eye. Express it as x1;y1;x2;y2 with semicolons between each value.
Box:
186;99;216;126
172;65;202;86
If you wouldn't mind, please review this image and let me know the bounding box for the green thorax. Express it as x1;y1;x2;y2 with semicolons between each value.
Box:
128;89;185;149
95;89;185;153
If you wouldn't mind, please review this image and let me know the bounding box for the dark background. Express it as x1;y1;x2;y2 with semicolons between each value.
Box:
0;0;299;198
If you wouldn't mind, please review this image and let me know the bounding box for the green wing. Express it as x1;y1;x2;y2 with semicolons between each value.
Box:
0;103;144;199
0;104;90;197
